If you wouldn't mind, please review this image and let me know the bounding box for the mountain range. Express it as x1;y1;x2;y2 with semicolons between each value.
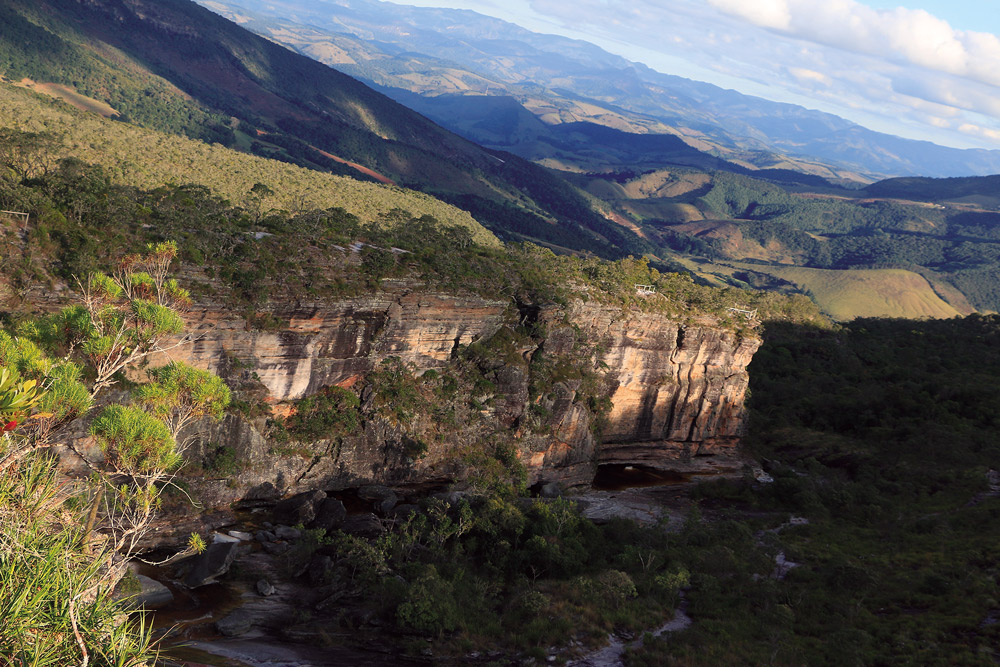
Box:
0;0;684;257
4;0;1000;320
198;0;1000;180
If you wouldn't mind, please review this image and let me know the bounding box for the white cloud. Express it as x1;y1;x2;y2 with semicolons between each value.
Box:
891;73;1000;118
708;0;791;30
519;0;1000;148
958;123;1000;142
788;67;832;87
706;0;1000;87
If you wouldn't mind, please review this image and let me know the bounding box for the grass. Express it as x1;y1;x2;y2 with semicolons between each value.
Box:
17;79;120;118
0;451;158;666
753;265;962;320
682;259;963;321
0;81;499;246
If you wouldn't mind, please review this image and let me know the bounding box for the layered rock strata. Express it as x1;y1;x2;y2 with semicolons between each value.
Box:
538;302;759;480
163;290;759;505
166;291;508;401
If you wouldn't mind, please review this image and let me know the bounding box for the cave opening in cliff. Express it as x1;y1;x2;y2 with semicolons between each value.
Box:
592;464;691;491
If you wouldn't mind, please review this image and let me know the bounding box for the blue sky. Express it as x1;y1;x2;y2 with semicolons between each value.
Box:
397;0;1000;150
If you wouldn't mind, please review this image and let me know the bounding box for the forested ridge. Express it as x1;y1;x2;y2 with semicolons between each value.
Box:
0;0;659;260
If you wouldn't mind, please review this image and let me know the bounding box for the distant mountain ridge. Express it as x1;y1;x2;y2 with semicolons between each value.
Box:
201;0;1000;179
7;0;1000;321
0;0;680;257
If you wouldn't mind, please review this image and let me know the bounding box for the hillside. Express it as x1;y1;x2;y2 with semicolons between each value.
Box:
0;82;498;244
0;0;666;259
200;0;1000;179
574;168;1000;318
5;0;1000;322
199;0;867;183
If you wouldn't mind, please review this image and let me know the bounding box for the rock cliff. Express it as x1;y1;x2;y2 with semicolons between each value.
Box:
160;288;759;507
171;291;508;402
534;302;759;485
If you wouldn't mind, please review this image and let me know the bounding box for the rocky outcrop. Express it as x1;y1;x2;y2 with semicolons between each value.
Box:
542;302;758;478
164;290;508;402
165;289;758;507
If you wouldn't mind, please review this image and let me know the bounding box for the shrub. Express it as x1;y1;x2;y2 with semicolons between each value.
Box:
90;404;179;475
396;565;462;636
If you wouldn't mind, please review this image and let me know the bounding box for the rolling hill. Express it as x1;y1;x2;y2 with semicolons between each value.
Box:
0;81;498;244
5;0;1000;321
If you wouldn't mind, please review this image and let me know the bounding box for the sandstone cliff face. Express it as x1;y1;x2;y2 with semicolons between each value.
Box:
165;291;508;401
168;290;759;504
536;302;759;482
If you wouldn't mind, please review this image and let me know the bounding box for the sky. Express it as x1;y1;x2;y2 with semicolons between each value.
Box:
396;0;1000;150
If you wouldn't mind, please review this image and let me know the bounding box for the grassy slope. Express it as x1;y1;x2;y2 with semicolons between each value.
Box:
0;0;649;258
750;265;961;320
0;82;499;245
580;168;1000;318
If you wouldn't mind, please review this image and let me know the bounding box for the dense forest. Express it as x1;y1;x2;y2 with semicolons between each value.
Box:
3;130;998;663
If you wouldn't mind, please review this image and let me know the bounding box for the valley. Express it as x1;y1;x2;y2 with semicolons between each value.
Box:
1;0;999;665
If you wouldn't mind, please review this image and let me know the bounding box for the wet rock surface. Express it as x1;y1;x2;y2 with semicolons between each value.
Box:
183;541;239;588
118;574;174;610
216;609;254;637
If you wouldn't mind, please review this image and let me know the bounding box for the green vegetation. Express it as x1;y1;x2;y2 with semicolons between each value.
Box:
583;167;1000;317
313;485;708;657
137;361;230;423
625;314;1000;664
0;453;159;666
0;1;234;144
0;143;820;331
0;87;497;244
734;264;961;320
0;0;662;260
0;245;228;665
284;386;360;441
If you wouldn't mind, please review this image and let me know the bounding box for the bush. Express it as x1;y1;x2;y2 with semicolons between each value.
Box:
396;565;462;636
285;386;360;440
90;404;179;475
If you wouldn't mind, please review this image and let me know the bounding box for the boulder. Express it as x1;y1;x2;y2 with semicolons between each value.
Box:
183;541;238;588
274;525;302;541
216;609;253;637
272;489;327;526
212;532;240;544
390;503;420;520
340;513;383;539
377;495;398;515
256;579;276;597
262;541;290;556
311;497;347;532
120;575;174;610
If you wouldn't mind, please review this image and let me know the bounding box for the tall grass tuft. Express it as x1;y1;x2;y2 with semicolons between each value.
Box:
0;450;157;666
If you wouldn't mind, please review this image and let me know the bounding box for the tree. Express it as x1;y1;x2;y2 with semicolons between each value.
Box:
134;361;231;446
67;241;190;395
0;242;228;663
0;128;62;181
